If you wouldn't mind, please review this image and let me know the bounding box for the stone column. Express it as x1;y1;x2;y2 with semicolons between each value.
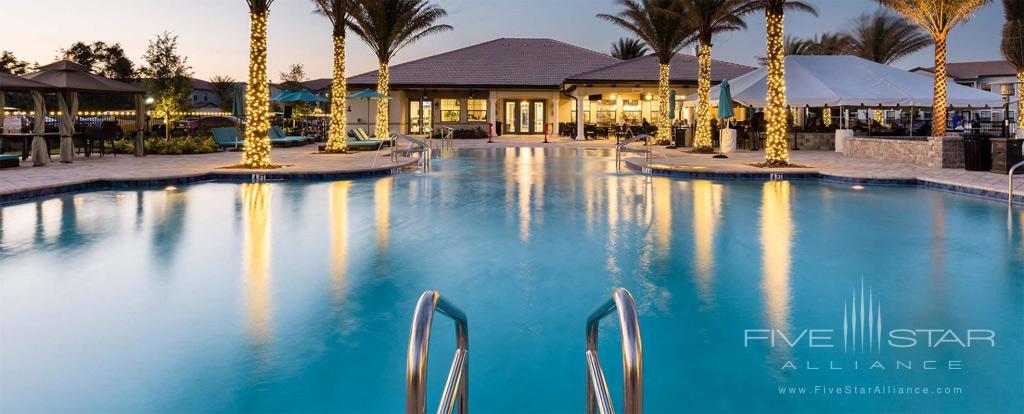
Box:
488;91;497;137
575;88;585;141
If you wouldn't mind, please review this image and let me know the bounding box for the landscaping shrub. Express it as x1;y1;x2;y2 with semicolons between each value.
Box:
431;127;487;139
111;136;219;155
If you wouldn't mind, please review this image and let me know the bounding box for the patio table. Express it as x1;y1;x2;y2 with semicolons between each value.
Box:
0;133;60;160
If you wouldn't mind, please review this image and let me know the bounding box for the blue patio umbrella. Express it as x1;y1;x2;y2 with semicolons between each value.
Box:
717;79;735;124
347;89;392;135
271;89;326;103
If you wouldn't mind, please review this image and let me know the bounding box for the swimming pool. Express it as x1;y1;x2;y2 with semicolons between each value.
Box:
1;147;1021;413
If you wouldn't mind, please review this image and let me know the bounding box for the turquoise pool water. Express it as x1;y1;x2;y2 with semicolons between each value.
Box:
0;148;1021;413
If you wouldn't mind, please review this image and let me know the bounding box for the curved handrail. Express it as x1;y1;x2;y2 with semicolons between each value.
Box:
392;133;431;170
616;134;652;170
1009;160;1024;206
407;290;469;414
586;288;642;414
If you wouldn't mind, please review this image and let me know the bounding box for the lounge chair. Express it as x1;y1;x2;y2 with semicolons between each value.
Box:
0;154;19;168
211;127;244;149
270;126;310;146
352;127;391;147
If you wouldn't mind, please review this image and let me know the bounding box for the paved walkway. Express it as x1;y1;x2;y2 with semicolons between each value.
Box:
1;136;1020;204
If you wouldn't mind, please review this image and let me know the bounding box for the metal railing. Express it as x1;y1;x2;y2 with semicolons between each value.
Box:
586;288;643;414
391;133;431;170
436;126;455;151
407;290;469;414
1009;160;1024;206
616;134;652;170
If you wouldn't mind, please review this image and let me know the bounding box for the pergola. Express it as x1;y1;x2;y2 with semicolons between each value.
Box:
23;60;147;161
1;73;56;165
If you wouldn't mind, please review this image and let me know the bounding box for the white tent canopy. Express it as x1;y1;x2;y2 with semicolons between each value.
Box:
685;55;1004;109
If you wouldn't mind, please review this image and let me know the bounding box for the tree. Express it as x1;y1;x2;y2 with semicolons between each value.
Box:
740;0;817;167
313;0;357;153
58;41;136;79
141;32;194;140
679;0;750;152
610;37;650;60
349;0;452;138
243;0;276;168
0;51;30;75
807;32;851;55
878;0;993;137
845;10;930;64
598;0;694;145
279;63;308;90
1002;0;1024;135
210;75;237;112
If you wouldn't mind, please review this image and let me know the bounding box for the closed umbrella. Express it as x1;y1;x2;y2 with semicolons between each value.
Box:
717;79;735;125
232;84;245;119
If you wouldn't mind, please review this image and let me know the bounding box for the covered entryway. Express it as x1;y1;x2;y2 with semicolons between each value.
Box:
503;99;546;134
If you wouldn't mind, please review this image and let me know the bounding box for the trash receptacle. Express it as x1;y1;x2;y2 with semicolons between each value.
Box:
495;121;502;136
963;133;991;171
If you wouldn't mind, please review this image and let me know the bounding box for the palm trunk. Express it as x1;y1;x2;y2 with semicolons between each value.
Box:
657;63;671;144
375;63;390;138
165;114;171;139
764;10;789;166
242;10;272;168
693;42;713;151
930;37;948;138
325;35;348;152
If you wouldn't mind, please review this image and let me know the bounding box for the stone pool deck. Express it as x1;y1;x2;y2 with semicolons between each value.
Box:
0;145;417;202
1;138;1021;205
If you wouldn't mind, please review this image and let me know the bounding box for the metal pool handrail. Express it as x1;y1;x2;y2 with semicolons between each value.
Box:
392;133;431;170
1009;160;1024;206
616;134;652;170
406;290;469;414
586;288;643;414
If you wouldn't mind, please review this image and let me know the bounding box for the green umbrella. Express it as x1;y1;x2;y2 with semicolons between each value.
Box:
717;79;735;122
231;84;245;119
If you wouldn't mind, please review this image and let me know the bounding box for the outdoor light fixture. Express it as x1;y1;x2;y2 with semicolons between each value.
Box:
823;106;832;127
874;106;884;124
145;97;155;105
657;64;671;144
1000;83;1014;138
852;184;864;190
375;64;390;139
324;31;348;153
763;9;789;166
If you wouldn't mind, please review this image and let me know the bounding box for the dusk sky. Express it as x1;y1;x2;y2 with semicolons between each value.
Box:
4;0;1006;82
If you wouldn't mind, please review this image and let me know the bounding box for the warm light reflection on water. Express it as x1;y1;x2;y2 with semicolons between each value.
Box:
760;181;793;332
652;178;672;258
693;180;722;306
375;177;392;250
241;183;273;346
329;181;350;301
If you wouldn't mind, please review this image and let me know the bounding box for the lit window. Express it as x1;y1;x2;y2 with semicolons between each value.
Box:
622;100;641;124
440;99;461;123
595;100;616;125
466;99;487;122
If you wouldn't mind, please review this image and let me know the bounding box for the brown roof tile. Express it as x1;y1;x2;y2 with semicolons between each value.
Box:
347;38;619;88
565;54;756;84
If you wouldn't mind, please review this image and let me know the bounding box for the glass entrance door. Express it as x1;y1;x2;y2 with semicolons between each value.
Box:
409;100;433;134
503;100;546;134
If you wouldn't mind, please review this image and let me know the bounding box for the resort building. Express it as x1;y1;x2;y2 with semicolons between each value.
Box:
910;60;1018;128
337;38;756;138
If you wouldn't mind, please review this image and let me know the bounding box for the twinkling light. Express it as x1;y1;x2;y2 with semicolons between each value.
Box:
657;63;671;144
823;107;832;127
693;43;713;151
763;10;789;166
242;10;273;168
1018;72;1023;134
324;35;348;153
874;106;884;124
375;64;390;139
878;0;990;137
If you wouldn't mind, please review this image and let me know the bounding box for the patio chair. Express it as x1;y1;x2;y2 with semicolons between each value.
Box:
269;126;310;146
211;127;244;150
353;128;391;147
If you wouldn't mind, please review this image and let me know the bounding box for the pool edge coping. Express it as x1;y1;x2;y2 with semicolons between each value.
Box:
625;159;1024;206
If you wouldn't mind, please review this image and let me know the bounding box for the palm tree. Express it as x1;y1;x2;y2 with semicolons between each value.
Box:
878;0;992;137
598;0;694;145
807;32;851;55
1003;0;1024;135
349;0;452;138
314;0;356;153
679;0;750;152
610;37;650;60
741;0;817;167
242;0;275;169
210;75;236;112
845;10;931;64
755;35;814;65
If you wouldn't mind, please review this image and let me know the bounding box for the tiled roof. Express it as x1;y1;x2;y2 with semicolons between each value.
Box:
911;60;1015;80
347;38;619;88
565;54;756;84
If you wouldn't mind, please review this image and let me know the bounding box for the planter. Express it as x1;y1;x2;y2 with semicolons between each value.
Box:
963;134;991;171
990;138;1023;174
835;129;853;153
720;128;736;153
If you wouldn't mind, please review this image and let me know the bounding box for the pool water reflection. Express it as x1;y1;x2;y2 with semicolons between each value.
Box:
0;148;1021;413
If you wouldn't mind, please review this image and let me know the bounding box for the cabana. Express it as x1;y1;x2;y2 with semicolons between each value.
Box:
23;61;147;161
1;73;55;165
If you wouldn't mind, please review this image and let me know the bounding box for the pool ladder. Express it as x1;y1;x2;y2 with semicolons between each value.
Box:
1009;159;1024;206
616;134;652;171
405;288;643;414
